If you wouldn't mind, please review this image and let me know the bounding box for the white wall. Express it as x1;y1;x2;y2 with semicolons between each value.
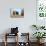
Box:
0;0;36;42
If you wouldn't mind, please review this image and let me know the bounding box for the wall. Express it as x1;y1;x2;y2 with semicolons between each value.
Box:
0;0;36;42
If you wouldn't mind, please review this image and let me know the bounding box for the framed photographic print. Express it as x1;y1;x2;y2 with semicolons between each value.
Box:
10;8;24;18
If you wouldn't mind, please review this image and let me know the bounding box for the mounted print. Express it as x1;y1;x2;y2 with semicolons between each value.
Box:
10;8;24;18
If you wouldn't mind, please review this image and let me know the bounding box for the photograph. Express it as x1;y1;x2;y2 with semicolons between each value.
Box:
10;8;24;18
1;0;46;46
